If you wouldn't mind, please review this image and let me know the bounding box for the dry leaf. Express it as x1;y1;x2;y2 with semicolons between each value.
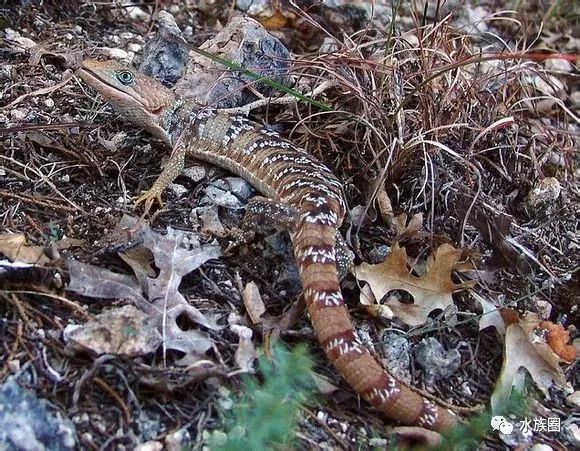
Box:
310;372;339;395
391;213;423;238
472;292;506;335
376;186;394;223
0;233;52;266
540;321;577;363
64;305;162;356
491;312;573;414
67;220;224;358
355;244;474;326
231;324;256;372
242;281;266;324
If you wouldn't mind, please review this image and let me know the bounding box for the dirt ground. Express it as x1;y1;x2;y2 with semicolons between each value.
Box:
0;1;578;450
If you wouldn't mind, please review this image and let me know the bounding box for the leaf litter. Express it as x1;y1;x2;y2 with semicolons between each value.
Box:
66;216;224;361
355;243;475;326
491;311;576;414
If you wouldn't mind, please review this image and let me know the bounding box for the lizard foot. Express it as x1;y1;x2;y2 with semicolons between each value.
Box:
223;226;256;255
133;188;164;217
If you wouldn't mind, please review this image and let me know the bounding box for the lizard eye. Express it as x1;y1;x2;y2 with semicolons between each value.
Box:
116;70;135;85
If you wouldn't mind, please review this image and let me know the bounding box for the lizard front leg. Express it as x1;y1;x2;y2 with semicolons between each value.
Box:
134;143;186;215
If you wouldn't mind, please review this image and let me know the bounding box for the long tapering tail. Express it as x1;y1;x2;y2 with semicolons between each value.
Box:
292;212;457;431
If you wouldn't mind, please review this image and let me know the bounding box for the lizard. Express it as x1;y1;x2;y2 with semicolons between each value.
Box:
77;58;458;431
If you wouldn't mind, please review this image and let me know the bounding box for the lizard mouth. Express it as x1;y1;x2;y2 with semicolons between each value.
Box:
77;64;146;110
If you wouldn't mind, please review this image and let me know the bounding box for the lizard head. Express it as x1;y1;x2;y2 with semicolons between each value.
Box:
78;59;175;141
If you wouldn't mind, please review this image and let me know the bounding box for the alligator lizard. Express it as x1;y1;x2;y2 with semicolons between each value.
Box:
77;59;458;431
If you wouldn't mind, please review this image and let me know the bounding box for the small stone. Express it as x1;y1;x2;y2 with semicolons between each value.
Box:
108;34;121;45
369;438;388;446
44;98;55;109
546;151;566;167
4;28;17;40
545;57;574;73
10;108;28;121
168;183;188;198
119;32;134;40
183;165;207;182
566;391;580;408
530;445;552;451
64;33;73;41
562;423;580;447
134;442;163;451
102;47;129;60
73;25;82;34
165;428;190;450
126;5;150;21
571;91;580;108
7;359;20;373
127;42;142;53
525;177;561;210
13;36;37;49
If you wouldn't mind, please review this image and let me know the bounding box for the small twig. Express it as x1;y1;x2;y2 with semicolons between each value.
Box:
0;189;78;213
221;80;338;115
94;376;132;424
0;155;83;212
0;69;74;110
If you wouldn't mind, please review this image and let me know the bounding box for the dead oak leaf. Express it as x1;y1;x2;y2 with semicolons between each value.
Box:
0;233;52;266
355;243;474;326
67;221;224;358
491;312;574;414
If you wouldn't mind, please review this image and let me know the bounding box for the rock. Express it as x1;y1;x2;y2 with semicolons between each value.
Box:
138;11;190;87
168;183;189;199
10;108;29;121
378;331;411;380
182;164;209;183
545;57;574;73
525;177;561;212
530;444;552;451
566;391;580;408
211;177;255;203
173;16;292;108
413;337;461;384
101;47;130;61
562;422;579;448
0;378;77;450
127;42;143;54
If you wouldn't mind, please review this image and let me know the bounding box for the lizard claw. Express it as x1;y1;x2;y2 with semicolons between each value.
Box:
223;226;255;255
133;189;164;217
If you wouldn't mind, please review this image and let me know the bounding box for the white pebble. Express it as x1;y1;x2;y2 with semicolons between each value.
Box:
102;47;129;60
127;43;142;53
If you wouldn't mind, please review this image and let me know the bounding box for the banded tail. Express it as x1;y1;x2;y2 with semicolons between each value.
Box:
294;202;457;431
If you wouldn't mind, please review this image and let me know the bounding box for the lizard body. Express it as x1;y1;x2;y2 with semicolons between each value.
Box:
78;59;457;431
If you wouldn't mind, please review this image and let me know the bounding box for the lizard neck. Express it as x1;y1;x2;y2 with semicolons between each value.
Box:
158;98;189;147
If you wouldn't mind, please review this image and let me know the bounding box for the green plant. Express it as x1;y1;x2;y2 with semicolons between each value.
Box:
209;345;315;450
